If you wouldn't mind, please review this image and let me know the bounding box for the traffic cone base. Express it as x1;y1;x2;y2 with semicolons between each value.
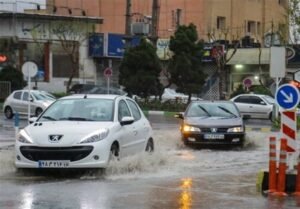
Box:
271;192;288;197
293;192;300;196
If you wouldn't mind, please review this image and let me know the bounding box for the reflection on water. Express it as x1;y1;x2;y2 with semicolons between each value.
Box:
179;178;192;209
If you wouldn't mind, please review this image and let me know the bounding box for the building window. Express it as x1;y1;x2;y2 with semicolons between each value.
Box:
247;21;256;34
217;16;226;30
51;42;79;78
257;22;261;35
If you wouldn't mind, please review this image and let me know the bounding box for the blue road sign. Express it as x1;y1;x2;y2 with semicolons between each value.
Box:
275;84;300;110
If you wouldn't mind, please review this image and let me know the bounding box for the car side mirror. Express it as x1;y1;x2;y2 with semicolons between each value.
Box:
29;117;37;124
260;101;266;105
120;116;134;126
174;113;184;119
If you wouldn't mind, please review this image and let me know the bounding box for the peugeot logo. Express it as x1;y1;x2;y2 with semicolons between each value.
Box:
211;128;217;133
49;135;63;143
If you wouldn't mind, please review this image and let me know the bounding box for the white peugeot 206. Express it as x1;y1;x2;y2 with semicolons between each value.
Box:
15;94;154;169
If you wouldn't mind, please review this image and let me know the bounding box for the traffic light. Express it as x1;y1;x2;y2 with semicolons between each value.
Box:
0;54;7;63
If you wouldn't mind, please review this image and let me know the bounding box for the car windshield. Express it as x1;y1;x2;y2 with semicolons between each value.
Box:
32;92;56;101
186;102;240;118
262;95;275;104
39;98;114;122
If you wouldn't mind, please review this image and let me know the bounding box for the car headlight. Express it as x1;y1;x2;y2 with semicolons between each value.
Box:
17;130;33;144
80;129;109;144
227;127;244;133
182;124;201;133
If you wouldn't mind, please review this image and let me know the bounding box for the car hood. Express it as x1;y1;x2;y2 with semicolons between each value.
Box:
185;116;243;127
24;121;114;146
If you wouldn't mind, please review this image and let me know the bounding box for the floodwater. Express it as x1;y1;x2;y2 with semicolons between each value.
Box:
0;128;299;209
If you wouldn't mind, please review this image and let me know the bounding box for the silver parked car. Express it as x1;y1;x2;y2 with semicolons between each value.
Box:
3;90;56;119
230;94;275;120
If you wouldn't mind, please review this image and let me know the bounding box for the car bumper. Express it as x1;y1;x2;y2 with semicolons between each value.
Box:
182;132;245;146
15;141;111;168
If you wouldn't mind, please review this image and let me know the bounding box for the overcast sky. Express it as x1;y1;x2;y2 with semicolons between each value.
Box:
0;0;46;12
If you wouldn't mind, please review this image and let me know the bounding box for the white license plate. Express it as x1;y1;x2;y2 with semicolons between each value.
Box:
204;134;224;139
38;160;70;168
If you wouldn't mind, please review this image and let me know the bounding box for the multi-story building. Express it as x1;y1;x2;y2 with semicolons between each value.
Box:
49;0;288;44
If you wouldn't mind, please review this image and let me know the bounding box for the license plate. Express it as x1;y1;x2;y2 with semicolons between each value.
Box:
38;160;70;168
204;134;224;139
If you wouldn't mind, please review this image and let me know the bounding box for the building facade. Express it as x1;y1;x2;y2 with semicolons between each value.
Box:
49;0;288;44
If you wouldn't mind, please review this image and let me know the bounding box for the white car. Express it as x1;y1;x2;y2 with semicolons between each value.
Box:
230;94;275;120
15;94;154;169
150;88;201;103
3;90;55;119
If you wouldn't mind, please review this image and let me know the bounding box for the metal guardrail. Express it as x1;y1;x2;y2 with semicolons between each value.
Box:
0;81;11;100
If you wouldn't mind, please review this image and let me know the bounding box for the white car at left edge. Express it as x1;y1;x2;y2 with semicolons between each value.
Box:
15;94;154;169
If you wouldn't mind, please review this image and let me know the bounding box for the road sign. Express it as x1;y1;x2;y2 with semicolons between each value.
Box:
243;78;252;88
281;111;297;152
275;84;300;110
294;70;300;83
22;61;38;77
104;67;112;78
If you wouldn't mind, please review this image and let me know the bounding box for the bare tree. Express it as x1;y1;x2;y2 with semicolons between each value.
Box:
51;20;95;91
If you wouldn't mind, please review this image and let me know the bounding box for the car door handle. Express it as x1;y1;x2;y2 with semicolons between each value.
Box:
249;106;253;108
133;130;138;136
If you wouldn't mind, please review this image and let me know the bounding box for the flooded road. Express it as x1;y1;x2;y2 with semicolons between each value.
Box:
1;126;299;209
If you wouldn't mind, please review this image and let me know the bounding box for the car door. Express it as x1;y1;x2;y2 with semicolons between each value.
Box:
10;91;23;114
248;96;270;118
232;96;252;116
126;99;149;152
20;91;35;116
117;99;136;156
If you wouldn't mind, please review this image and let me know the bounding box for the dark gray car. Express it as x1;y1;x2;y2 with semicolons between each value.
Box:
175;100;245;147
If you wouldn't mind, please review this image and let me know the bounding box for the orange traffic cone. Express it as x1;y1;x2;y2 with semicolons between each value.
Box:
268;136;277;193
293;155;300;196
272;138;287;197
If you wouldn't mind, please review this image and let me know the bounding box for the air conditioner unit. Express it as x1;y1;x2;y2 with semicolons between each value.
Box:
131;22;150;35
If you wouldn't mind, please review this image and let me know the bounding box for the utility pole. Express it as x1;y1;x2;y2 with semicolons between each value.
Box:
125;0;132;35
151;0;160;42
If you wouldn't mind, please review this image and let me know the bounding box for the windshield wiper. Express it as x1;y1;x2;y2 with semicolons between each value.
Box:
41;116;56;121
59;117;94;121
197;105;211;116
217;106;237;117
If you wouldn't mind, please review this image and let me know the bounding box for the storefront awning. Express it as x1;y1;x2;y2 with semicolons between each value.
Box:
226;48;270;65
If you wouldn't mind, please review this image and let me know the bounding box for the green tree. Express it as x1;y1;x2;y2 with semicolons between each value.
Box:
0;66;27;91
168;23;206;102
119;38;162;99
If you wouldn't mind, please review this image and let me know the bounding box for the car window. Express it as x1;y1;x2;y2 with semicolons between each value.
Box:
126;99;141;121
13;91;22;100
39;98;114;122
118;100;131;121
233;96;250;103
186;102;239;118
249;96;265;105
22;92;33;101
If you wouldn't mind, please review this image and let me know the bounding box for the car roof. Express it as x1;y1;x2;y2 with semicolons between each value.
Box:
59;94;123;100
190;100;234;104
234;93;271;97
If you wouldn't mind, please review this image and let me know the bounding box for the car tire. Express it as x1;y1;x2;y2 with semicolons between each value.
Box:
269;112;273;122
4;106;13;119
145;138;154;152
109;142;119;161
35;108;43;117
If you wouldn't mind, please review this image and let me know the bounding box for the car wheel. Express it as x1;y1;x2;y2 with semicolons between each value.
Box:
35;108;43;116
145;138;154;152
109;142;119;161
269;112;273;122
4;106;13;119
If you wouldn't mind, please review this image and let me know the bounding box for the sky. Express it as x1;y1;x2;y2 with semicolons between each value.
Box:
0;0;46;12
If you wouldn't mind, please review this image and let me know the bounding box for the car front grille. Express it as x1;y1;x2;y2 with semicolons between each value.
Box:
20;146;94;162
201;128;228;133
